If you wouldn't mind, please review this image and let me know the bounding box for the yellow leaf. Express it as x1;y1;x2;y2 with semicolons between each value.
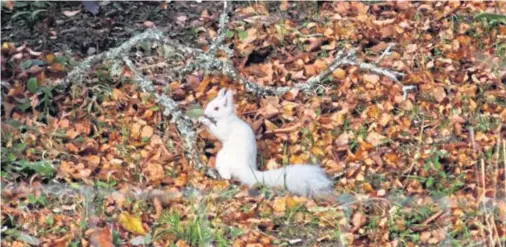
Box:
273;197;287;213
264;119;277;132
332;68;346;80
112;88;123;101
45;53;55;64
118;212;147;235
286;196;305;210
311;146;325;157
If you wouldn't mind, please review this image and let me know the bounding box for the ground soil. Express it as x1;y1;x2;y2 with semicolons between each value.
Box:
1;1;222;57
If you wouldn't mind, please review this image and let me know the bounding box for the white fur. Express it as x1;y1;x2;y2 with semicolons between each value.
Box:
199;89;333;197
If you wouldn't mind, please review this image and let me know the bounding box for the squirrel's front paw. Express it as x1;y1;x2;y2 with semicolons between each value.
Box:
198;116;211;126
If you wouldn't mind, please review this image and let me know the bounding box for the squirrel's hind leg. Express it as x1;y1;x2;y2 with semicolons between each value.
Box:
216;164;231;179
215;152;232;179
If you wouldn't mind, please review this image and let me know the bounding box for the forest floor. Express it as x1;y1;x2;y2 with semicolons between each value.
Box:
1;1;506;247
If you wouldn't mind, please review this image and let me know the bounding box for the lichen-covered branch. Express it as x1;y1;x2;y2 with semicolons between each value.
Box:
170;36;404;97
207;1;231;55
123;58;218;179
342;58;405;85
58;29;165;91
296;49;356;92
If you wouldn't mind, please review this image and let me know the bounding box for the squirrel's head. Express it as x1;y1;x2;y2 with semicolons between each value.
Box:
204;88;235;121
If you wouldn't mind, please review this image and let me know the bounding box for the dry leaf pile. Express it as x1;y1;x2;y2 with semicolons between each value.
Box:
1;1;506;247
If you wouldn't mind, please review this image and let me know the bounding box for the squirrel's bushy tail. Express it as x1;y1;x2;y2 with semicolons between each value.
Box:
235;165;333;197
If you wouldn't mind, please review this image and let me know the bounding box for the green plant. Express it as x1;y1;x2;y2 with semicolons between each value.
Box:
10;1;52;27
154;210;213;246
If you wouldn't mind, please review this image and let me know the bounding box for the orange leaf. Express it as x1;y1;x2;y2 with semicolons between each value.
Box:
197;75;211;94
174;173;188;187
48;63;63;73
88;227;114;247
86;155;101;167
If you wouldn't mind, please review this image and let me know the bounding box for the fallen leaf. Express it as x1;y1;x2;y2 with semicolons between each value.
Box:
143;21;156;28
366;132;387;146
351;212;366;232
118;212;147;235
279;0;288;11
140;126;154;139
144;163;164;182
432;86;446;103
63;10;81;17
89;227;114;247
332;68;346;80
273;197;287;213
363;74;380;84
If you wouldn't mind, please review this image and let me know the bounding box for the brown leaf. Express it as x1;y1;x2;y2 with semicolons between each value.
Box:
264;119;277;133
88;227;114;247
420;231;431;243
279;0;288;11
351;212;366;232
335;133;350;147
112;88;123;101
363;74;380;84
86;155;101;167
144;163;164;182
66;129;80;139
432;86;446;103
152;196;162;219
366;132;387;146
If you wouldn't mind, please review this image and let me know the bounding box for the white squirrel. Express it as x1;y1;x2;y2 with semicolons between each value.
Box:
198;88;333;198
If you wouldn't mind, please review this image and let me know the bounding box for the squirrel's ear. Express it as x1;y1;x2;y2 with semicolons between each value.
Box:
217;88;227;99
223;90;233;107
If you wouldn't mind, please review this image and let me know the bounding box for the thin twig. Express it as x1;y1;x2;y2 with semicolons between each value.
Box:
375;43;394;63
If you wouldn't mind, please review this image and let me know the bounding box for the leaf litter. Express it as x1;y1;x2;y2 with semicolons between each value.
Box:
1;1;506;247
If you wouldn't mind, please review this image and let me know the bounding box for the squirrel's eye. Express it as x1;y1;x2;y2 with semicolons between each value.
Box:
214;106;219;111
